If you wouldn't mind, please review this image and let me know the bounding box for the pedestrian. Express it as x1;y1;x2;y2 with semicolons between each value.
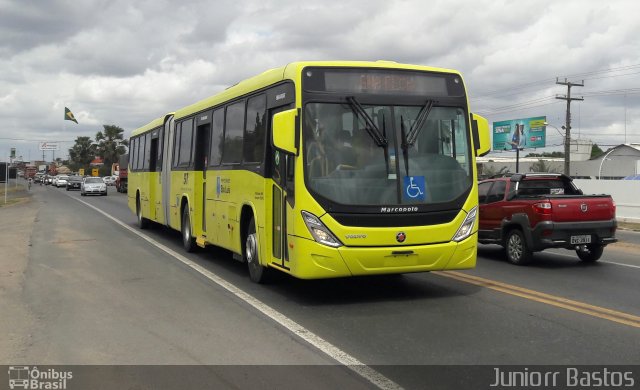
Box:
28;177;32;190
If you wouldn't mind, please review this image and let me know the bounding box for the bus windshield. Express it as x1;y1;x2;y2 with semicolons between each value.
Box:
303;102;472;206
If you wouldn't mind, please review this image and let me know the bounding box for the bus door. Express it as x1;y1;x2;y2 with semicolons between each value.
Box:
194;113;211;240
161;115;174;227
268;107;294;270
148;129;161;221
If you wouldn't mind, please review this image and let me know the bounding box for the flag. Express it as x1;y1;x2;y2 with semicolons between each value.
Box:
64;107;78;124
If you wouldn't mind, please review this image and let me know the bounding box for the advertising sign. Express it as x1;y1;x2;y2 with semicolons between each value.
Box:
492;116;546;151
39;142;60;151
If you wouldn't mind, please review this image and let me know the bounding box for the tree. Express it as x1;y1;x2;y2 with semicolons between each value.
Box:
591;143;603;159
95;125;129;175
68;136;96;171
525;151;564;158
480;165;509;178
530;159;553;173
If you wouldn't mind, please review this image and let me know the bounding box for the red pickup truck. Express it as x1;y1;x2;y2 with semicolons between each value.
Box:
478;173;617;265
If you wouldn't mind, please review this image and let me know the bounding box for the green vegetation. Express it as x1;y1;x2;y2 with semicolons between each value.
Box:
68;125;128;175
529;159;554;173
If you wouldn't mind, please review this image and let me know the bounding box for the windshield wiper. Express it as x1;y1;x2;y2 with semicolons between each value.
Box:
405;100;435;147
346;97;387;147
400;116;410;177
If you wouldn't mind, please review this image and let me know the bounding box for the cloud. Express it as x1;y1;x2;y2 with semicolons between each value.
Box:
1;0;639;161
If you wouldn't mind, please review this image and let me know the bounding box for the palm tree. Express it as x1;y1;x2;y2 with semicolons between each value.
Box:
95;125;129;174
68;136;96;171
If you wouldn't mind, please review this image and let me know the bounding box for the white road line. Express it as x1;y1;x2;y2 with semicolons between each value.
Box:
72;196;402;390
601;261;640;269
544;250;640;269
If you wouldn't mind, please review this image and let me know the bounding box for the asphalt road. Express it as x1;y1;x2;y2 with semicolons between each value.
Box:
6;184;640;389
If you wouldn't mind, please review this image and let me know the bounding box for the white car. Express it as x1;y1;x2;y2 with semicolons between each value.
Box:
55;175;69;188
103;176;117;186
81;177;107;196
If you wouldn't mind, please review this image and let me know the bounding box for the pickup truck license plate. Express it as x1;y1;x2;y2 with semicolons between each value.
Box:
571;235;591;244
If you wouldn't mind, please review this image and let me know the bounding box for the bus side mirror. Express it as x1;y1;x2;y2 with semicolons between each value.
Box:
471;113;491;157
272;109;298;155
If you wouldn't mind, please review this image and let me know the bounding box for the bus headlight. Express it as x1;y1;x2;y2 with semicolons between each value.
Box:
452;206;477;242
301;211;342;248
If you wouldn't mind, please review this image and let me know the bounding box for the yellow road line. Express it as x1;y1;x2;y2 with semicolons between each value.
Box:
434;271;640;329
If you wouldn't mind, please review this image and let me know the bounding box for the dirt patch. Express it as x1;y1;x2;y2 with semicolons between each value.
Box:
0;199;39;360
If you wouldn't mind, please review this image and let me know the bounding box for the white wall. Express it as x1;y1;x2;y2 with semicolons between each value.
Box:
574;179;640;223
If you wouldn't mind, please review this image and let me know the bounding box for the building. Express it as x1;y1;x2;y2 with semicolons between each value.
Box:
478;143;640;179
577;144;640;179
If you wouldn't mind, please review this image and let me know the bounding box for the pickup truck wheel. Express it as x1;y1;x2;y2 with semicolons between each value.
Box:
505;229;532;265
576;244;604;262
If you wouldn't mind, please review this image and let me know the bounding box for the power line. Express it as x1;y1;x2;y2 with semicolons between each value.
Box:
475;100;562;115
471;63;640;100
0;137;74;142
476;86;640;116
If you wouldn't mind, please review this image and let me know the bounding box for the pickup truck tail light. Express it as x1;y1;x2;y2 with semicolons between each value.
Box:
533;202;552;215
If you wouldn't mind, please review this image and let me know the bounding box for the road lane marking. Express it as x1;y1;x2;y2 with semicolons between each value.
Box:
72;197;401;390
435;271;640;329
543;250;640;269
600;260;640;269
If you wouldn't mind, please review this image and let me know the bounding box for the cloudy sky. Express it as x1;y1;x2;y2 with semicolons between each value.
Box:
1;0;639;161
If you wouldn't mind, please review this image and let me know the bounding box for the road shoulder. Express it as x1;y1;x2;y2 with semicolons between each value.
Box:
0;198;39;362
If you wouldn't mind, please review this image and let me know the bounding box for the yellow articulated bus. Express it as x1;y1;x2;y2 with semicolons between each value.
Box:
128;61;490;283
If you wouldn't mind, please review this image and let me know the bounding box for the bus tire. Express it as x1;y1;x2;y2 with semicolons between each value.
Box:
181;206;197;253
245;218;271;283
136;197;149;229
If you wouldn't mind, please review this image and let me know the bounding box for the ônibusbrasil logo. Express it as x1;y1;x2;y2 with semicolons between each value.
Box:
8;366;73;389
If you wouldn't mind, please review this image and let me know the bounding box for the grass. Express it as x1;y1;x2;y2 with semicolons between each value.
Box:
0;197;30;208
1;183;27;193
618;222;640;231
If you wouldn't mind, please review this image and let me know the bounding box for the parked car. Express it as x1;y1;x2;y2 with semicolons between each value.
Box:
66;176;83;191
81;177;108;196
103;176;117;186
478;173;617;264
55;175;69;188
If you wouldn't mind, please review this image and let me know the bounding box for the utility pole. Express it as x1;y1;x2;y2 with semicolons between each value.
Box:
555;78;584;176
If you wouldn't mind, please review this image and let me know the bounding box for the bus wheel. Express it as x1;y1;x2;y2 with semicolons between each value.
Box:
136;197;149;229
245;219;271;283
181;206;197;252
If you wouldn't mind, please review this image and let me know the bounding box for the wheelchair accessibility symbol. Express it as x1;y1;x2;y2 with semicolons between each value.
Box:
403;176;426;201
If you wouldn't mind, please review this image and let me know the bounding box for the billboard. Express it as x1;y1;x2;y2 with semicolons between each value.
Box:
39;142;60;151
492;116;546;151
1;163;17;182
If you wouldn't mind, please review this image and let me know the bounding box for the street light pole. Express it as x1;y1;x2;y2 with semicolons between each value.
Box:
598;148;616;180
544;122;565;138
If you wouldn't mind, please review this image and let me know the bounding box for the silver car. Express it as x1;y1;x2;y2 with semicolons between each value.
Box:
81;177;107;196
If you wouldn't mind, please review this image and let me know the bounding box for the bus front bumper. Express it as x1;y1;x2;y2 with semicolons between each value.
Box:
286;233;477;279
